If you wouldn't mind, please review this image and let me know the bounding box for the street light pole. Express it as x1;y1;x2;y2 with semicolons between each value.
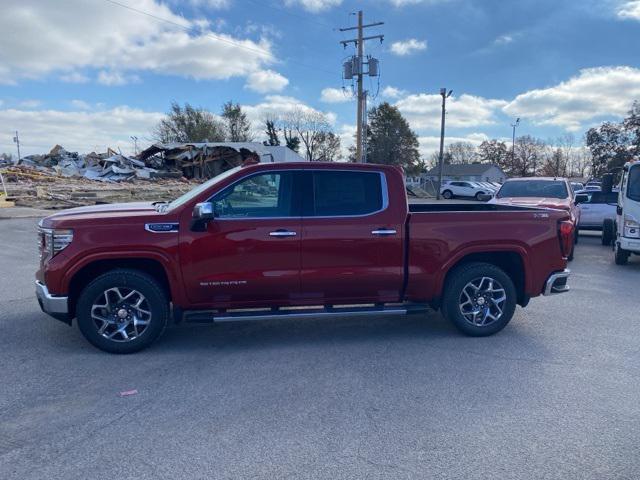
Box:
511;118;520;163
436;88;452;200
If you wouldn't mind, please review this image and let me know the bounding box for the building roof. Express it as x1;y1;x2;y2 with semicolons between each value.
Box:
425;163;502;176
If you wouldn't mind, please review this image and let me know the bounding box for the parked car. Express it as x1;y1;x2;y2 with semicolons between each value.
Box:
475;182;498;194
612;159;640;264
36;162;572;353
491;177;580;259
570;182;585;193
575;191;617;233
440;180;493;200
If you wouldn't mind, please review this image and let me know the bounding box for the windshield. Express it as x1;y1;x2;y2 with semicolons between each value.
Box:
497;180;569;199
165;166;242;212
627;165;640;202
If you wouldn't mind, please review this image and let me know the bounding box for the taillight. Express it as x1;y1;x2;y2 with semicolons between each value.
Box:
558;220;574;258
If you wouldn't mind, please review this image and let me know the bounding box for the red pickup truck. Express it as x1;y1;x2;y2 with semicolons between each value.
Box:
36;162;572;353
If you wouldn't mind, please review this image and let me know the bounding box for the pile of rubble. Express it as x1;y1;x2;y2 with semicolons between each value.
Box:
12;145;174;183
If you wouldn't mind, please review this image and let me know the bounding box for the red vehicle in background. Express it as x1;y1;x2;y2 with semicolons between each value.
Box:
491;177;580;259
36;163;573;353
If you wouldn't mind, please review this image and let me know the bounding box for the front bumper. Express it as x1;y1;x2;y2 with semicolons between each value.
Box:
543;269;570;296
36;281;71;324
619;236;640;252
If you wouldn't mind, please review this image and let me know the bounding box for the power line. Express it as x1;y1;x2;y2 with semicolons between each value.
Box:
103;0;336;77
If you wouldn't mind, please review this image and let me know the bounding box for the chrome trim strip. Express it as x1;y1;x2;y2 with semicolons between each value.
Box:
144;223;179;233
269;231;297;237
208;169;390;221
543;269;571;296
371;229;397;235
35;281;69;314
214;307;408;323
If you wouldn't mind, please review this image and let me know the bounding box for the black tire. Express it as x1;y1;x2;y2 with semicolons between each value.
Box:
475;192;484;201
602;218;614;246
441;262;517;337
568;243;575;261
614;242;629;265
76;269;169;353
442;190;453;199
574;229;579;245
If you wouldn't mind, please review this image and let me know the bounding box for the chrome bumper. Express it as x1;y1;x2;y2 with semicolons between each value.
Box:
35;281;69;314
543;269;570;296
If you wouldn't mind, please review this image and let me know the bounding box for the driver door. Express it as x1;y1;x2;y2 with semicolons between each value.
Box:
180;170;302;308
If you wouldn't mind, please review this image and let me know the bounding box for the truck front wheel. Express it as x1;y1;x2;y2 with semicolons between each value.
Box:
76;269;169;353
441;262;517;337
602;219;615;246
614;242;630;265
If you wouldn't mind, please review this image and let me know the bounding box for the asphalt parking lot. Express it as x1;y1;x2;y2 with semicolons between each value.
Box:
1;217;639;480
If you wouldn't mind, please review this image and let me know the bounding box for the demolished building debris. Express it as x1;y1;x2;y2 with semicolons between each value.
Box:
0;142;306;209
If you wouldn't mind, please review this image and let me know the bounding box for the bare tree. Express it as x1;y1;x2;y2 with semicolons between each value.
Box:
315;131;342;162
154;102;225;143
446;142;477;164
281;108;333;161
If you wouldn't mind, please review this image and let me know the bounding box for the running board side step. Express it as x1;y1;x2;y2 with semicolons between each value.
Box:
183;304;429;324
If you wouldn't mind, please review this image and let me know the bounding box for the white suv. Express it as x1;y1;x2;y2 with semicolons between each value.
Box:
441;181;492;200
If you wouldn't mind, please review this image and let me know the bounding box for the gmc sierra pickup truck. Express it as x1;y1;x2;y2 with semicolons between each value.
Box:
36;162;572;353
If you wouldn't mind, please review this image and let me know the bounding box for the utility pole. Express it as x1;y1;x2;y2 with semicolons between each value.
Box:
511;118;520;164
340;11;383;163
436;88;452;200
12;131;21;164
131;136;139;156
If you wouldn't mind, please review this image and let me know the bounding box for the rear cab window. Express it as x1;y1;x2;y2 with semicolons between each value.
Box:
311;171;385;216
497;180;569;199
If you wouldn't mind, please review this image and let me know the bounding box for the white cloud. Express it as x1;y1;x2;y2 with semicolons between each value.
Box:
389;0;450;7
245;70;289;93
184;0;231;8
418;133;489;158
503;66;640;131
395;93;507;131
320;87;351;103
0;106;164;156
242;95;337;137
59;72;90;84
493;34;514;46
19;100;42;109
390;38;427;56
284;0;342;12
617;1;640;20
97;71;140;86
381;86;407;99
70;100;91;110
0;0;280;85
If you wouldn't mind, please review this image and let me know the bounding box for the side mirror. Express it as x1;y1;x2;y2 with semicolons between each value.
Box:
191;202;214;231
617;205;623;216
575;194;589;204
477;193;492;202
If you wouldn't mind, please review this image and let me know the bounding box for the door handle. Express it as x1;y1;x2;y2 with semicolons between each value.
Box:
269;230;297;237
371;229;397;236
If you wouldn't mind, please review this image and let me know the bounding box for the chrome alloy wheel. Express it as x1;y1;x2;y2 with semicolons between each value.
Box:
90;288;152;342
458;276;507;327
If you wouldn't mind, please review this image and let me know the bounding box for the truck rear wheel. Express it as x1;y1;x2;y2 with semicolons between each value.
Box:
442;262;517;337
76;269;169;353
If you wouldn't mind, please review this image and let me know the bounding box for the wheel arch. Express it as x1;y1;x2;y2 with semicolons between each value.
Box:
439;251;528;308
67;258;173;319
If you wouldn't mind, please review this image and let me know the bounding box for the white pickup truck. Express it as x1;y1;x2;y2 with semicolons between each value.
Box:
612;160;640;264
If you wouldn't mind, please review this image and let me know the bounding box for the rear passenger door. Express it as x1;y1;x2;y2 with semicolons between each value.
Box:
299;170;405;304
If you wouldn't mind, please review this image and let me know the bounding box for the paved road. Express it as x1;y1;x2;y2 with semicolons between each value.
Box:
1;218;639;480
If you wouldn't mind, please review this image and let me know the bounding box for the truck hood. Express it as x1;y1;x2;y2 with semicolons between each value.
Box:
493;197;571;210
41;202;164;227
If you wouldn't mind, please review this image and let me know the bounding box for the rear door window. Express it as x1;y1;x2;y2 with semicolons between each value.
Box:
311;171;384;216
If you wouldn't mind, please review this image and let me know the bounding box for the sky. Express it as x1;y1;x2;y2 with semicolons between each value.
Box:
1;0;639;158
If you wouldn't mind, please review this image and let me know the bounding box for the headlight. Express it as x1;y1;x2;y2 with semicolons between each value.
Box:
38;227;73;258
624;215;640;238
